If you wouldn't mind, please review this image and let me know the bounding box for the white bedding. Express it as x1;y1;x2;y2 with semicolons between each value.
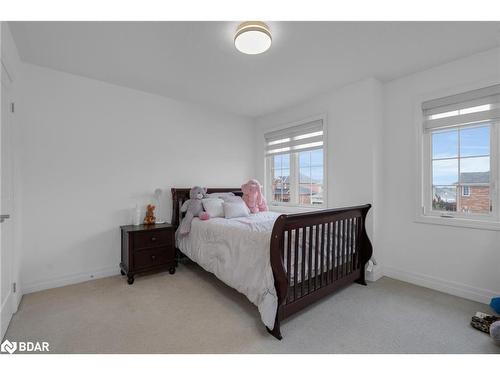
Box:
176;211;281;329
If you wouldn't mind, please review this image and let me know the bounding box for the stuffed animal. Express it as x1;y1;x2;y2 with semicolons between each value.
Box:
241;179;268;213
490;321;500;345
177;186;210;235
143;204;156;225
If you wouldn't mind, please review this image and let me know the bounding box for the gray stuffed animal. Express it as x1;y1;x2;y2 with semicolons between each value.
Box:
177;186;210;235
491;321;500;345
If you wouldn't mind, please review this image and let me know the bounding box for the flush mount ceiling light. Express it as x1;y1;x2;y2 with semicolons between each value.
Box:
234;21;272;55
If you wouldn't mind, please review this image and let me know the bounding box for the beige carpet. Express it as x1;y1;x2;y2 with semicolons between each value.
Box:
5;262;500;354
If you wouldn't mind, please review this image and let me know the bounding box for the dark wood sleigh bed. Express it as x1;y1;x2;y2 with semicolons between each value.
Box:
171;188;373;340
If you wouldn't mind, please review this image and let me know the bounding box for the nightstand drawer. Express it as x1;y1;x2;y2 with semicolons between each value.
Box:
133;230;172;249
134;246;175;270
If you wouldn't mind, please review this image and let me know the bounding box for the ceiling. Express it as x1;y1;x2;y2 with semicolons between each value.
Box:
8;21;500;117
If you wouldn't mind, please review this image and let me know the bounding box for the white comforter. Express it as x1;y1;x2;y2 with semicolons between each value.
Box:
176;211;281;328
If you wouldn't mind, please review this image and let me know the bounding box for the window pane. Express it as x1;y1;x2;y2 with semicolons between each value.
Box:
460;126;490;157
432;159;458;185
459;186;490;214
432;186;457;212
269;148;324;207
310;149;323;166
273;155;282;170
311;167;323;184
460;157;490;181
299;152;310;168
299;183;311;205
272;173;290;203
299;167;311;183
458;155;490;214
432;130;458;159
311;186;324;205
274;168;290;179
281;154;290;169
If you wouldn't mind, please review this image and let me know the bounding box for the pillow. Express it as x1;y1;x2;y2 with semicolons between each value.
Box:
206;192;235;199
223;201;250;219
220;195;244;203
202;198;225;218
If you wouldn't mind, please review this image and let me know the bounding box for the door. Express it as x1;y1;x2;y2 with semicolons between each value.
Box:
0;60;15;339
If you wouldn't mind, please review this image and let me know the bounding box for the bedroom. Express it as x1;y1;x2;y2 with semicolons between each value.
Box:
0;0;499;369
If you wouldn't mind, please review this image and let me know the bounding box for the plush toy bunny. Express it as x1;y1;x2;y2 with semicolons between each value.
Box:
177;186;210;235
241;179;268;213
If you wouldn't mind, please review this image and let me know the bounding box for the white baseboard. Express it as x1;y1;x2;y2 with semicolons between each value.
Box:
13;286;22;314
383;265;498;305
22;266;120;295
1;291;14;340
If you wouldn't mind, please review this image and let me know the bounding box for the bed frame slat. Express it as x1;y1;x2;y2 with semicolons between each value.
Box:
301;227;307;298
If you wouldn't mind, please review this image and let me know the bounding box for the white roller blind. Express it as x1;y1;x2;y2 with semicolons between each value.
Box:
423;84;500;130
265;119;323;156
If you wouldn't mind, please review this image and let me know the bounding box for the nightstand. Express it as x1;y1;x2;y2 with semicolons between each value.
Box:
120;223;176;284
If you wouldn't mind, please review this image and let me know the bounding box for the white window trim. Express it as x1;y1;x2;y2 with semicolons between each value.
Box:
414;79;500;231
462;186;470;197
264;114;328;209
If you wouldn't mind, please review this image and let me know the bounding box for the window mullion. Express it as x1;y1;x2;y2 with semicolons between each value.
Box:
457;128;461;215
494;122;499;218
292;153;299;205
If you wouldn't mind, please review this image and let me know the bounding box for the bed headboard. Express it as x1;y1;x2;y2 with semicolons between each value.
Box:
171;188;243;228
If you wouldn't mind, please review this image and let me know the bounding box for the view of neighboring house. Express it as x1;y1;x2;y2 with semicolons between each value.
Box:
433;171;490;214
272;174;324;205
459;172;490;213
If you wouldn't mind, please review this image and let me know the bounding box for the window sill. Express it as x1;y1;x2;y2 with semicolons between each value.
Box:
415;214;500;231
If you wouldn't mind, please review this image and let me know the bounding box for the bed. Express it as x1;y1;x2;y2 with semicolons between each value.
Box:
172;188;372;340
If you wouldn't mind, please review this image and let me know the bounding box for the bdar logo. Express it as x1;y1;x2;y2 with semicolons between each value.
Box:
1;339;17;354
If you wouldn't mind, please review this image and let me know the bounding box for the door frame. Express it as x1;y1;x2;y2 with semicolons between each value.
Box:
0;53;19;340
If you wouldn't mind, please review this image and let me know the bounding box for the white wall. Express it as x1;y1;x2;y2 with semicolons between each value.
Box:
255;78;384;265
381;48;500;303
18;63;255;293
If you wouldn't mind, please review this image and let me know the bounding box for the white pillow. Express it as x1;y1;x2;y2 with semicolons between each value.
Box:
221;195;244;203
223;201;250;219
206;192;235;199
202;198;224;218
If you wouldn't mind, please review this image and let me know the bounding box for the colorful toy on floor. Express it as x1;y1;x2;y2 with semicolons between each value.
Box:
470;312;500;334
490;297;500;314
490;321;500;345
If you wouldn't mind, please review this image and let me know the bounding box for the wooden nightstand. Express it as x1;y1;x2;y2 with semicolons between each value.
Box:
120;223;176;284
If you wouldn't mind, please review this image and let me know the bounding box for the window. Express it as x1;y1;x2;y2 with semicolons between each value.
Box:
431;124;491;214
265;118;326;207
421;84;500;224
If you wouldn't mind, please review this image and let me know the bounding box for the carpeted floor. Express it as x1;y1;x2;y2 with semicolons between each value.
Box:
5;262;500;354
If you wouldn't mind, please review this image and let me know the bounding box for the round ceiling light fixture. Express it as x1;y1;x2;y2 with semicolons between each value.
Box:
234;21;272;55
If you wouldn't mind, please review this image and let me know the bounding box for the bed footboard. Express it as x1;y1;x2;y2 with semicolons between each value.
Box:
268;204;372;340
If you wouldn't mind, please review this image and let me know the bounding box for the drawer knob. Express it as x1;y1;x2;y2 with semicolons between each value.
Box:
151;237;156;241
151;255;156;260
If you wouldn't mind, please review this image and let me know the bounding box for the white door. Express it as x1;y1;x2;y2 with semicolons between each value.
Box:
0;60;15;339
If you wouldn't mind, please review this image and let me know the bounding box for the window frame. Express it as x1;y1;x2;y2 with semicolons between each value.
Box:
265;114;328;209
462;185;471;197
423;121;498;219
415;80;500;231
